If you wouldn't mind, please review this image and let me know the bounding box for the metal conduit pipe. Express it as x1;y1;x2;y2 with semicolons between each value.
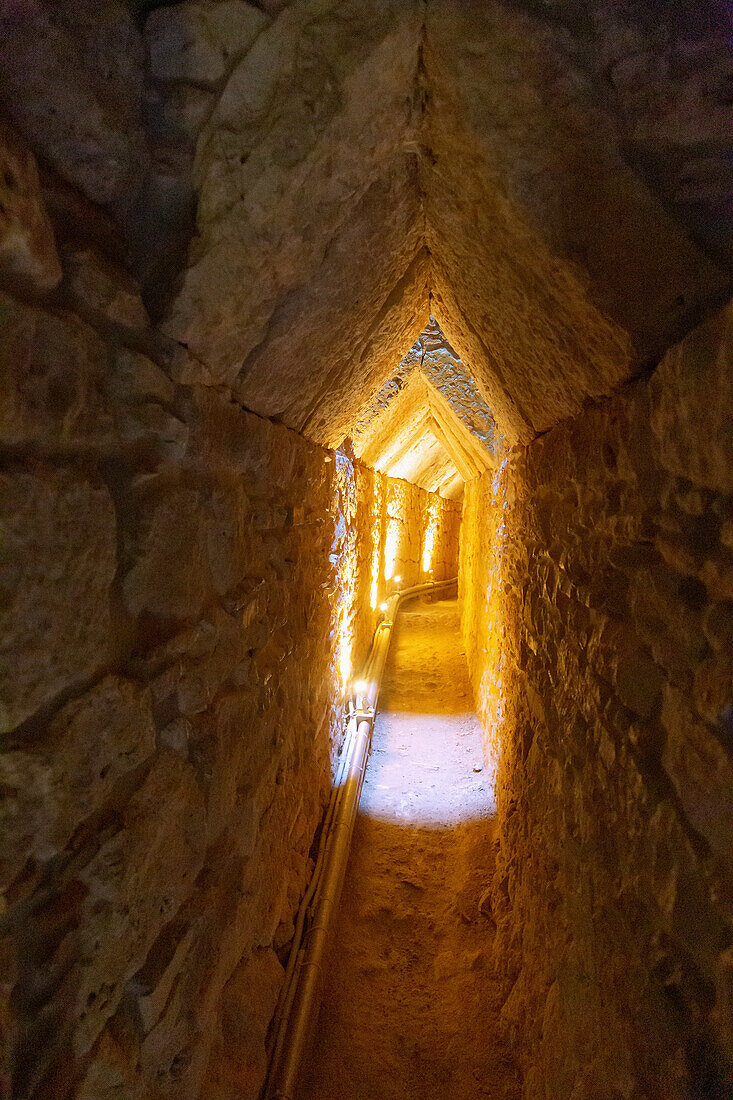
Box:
266;712;359;1069
264;576;458;1100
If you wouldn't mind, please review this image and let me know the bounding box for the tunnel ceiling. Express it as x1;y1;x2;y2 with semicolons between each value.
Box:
1;0;729;451
352;316;499;497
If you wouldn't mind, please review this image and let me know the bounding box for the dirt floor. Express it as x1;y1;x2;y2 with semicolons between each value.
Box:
299;596;521;1100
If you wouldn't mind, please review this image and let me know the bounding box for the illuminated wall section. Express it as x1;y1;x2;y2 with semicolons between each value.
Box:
328;455;462;712
331;449;359;701
369;477;385;610
421;493;440;575
458;458;512;750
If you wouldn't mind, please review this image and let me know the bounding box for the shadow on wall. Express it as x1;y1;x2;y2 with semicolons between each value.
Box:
459;302;733;1098
0;383;461;1100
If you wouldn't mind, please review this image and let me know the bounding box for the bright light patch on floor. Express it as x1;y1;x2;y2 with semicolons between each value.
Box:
358;598;497;828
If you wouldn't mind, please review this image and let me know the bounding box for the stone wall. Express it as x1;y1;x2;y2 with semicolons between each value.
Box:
338;455;462;697
3;0;727;454
459;303;732;1098
0;134;460;1100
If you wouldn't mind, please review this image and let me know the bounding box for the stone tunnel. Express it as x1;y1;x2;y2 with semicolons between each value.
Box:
0;1;731;1097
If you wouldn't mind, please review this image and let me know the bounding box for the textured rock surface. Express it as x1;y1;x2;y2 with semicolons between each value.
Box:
159;0;426;444
0;244;459;1097
0;0;728;447
0;0;149;212
0;120;61;293
460;302;733;1097
156;0;726;446
0;3;729;1096
0;466;117;733
424;0;727;443
355;366;459;496
354;317;500;495
144;1;268;88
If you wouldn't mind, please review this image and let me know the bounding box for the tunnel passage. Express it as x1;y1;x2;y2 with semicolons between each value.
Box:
299;595;520;1100
0;2;731;1099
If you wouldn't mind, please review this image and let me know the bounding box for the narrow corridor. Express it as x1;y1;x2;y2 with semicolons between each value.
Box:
2;5;729;1095
300;597;520;1100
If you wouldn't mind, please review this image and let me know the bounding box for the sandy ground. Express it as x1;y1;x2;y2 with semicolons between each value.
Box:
299;597;520;1100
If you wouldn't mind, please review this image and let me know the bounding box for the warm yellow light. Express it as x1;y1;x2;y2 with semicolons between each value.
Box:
339;645;351;688
384;518;400;580
379;602;388;612
369;479;384;608
393;574;401;584
353;680;367;695
422;496;439;573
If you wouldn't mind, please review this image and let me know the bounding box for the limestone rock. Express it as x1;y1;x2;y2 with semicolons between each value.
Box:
161;0;425;445
121;474;251;622
0;677;156;889
75;750;206;1054
206;947;285;1100
649;300;733;492
0;466;116;733
0;290;187;455
0;119;62;292
62;248;150;330
145;1;269;88
353;316;500;496
108;346;189;457
460;307;733;1092
0;0;149;212
76;1029;145;1100
589;0;733;266
0;292;112;447
423;0;725;443
661;686;733;860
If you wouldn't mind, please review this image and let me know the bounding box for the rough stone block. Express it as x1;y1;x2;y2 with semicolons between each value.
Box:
75;750;205;1054
661;685;731;861
0;677;155;889
62;247;150;329
108;345;188;456
206;947;284;1100
693;656;733;734
76;1028;144;1100
121;475;251;622
0;293;112;447
0;0;149;211
0;466;116;733
145;1;268;88
0;118;62;292
649;301;733;493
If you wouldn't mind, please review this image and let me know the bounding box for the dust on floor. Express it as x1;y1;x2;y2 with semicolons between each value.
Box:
299;596;520;1100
